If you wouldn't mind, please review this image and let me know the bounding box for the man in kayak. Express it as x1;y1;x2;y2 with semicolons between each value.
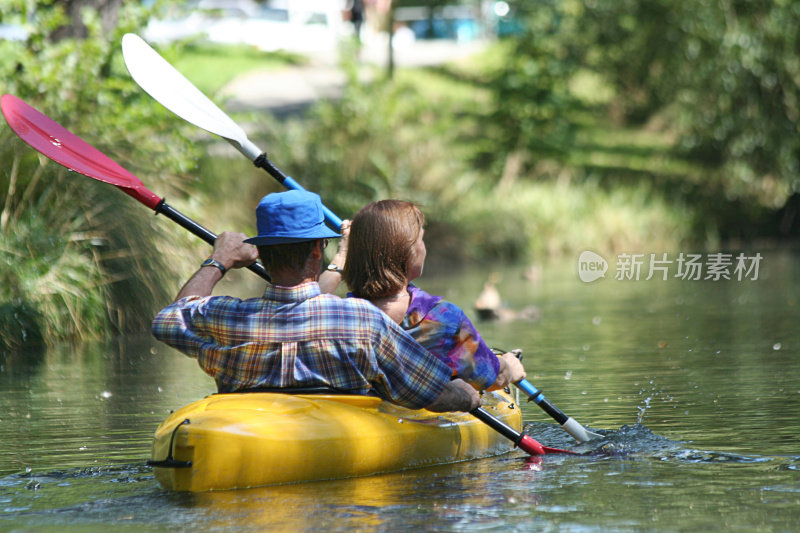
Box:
152;190;480;413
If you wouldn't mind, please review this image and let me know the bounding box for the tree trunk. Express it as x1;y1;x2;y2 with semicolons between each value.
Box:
49;0;124;41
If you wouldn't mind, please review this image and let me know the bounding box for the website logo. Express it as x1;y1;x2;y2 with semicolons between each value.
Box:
578;250;608;283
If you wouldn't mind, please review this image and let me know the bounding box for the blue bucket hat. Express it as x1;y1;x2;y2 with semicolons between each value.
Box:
244;190;340;245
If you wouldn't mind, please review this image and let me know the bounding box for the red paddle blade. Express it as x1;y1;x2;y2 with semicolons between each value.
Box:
519;435;579;455
542;446;580;455
1;94;162;210
518;434;545;455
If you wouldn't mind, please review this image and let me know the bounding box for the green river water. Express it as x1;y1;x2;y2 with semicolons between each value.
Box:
1;249;798;532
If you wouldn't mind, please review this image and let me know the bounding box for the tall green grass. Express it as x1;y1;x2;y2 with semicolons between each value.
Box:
0;7;204;350
0;142;188;349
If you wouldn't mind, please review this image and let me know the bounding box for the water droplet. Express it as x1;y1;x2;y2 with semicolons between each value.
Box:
100;391;112;399
773;343;782;350
592;316;602;325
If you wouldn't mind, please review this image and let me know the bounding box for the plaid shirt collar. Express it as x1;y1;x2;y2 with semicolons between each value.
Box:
262;281;321;303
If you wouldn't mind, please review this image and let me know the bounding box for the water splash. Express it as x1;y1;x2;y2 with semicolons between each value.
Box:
635;378;676;423
524;421;785;466
636;396;651;424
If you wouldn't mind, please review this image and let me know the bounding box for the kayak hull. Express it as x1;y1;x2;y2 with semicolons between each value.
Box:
151;390;522;491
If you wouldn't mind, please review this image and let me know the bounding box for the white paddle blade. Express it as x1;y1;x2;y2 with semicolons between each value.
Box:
121;33;261;160
562;417;602;443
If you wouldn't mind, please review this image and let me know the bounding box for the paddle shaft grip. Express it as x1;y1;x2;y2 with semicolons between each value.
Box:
470;407;544;455
253;154;343;230
155;201;270;281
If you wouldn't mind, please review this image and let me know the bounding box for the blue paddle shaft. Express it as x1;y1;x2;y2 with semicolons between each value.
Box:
282;176;343;229
253;153;343;230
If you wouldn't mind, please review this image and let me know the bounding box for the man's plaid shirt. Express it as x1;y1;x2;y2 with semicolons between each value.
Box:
152;281;451;409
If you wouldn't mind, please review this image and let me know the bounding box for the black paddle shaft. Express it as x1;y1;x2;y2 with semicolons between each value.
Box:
155;200;270;282
253;153;287;184
470;407;523;445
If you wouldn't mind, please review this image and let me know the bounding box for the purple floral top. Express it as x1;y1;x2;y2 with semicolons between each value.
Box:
401;284;500;390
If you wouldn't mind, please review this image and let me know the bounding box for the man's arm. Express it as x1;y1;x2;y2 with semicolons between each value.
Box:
425;379;481;412
365;306;482;411
174;231;259;301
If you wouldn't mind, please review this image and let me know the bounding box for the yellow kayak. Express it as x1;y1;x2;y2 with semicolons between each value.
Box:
150;389;522;491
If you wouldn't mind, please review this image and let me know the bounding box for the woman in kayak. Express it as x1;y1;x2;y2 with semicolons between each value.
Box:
321;200;525;392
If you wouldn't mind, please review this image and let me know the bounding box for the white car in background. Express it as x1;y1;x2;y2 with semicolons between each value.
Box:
144;0;346;54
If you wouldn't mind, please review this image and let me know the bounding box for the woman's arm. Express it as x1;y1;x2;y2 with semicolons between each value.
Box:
319;220;350;294
486;352;527;391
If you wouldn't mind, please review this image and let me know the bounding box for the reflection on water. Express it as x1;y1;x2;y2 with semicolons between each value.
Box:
1;249;799;531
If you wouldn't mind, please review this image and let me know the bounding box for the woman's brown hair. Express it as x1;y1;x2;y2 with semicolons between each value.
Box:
343;200;424;299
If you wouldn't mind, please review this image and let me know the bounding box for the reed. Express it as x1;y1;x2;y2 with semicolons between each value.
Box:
0;8;202;349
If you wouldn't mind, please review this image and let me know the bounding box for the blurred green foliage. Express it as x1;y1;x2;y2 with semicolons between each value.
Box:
255;58;692;266
497;0;800;239
483;0;579;178
0;0;202;350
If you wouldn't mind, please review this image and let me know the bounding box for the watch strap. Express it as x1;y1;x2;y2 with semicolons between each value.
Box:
201;257;227;276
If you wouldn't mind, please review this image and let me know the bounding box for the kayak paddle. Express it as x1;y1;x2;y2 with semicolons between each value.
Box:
120;33;343;231
497;348;602;443
0;94;270;282
515;378;602;443
471;407;577;455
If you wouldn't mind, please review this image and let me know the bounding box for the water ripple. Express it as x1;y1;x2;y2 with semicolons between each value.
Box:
526;421;795;467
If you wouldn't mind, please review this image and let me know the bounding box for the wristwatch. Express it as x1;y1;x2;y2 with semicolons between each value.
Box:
200;257;227;277
326;263;343;274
